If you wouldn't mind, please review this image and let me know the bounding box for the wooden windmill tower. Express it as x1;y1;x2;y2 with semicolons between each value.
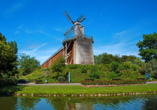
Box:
63;11;94;65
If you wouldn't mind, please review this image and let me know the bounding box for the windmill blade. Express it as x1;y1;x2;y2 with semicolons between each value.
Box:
64;26;74;38
76;15;86;22
63;11;74;24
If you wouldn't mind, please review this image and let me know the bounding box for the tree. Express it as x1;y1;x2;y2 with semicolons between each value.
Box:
101;53;114;64
113;54;122;63
0;32;17;78
136;32;157;62
18;54;40;75
126;55;137;63
94;53;106;64
146;60;157;76
7;41;18;76
121;55;128;62
50;56;66;79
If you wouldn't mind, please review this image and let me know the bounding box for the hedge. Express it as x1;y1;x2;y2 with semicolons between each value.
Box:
0;78;17;87
81;80;146;85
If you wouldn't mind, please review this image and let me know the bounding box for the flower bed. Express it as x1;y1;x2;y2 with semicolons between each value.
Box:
81;80;146;85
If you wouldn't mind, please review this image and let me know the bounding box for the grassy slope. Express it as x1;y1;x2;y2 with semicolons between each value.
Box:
0;84;157;95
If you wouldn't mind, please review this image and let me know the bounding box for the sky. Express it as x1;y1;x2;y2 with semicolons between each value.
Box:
0;0;157;65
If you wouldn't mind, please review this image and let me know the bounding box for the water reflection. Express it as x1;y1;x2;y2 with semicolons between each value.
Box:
0;95;157;110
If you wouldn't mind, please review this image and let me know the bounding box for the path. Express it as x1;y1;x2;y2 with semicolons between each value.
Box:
17;83;81;85
17;81;157;85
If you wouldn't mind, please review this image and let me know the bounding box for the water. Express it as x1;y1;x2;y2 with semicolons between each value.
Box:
0;94;157;110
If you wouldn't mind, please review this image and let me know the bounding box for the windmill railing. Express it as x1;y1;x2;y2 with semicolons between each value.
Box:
62;35;93;43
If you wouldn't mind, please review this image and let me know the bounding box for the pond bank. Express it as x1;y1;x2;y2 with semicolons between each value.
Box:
0;84;157;97
0;91;157;97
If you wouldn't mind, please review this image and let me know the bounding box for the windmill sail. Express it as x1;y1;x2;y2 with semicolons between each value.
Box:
63;11;74;24
76;15;86;22
64;26;74;38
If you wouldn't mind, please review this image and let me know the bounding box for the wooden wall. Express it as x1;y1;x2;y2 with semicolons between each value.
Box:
41;49;66;69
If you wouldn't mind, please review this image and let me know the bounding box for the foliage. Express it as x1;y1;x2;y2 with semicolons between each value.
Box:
89;65;101;79
66;64;81;69
0;32;17;78
58;76;65;80
101;53;114;64
0;78;17;87
50;56;65;79
133;58;145;67
18;54;40;75
144;60;157;76
94;53;106;64
81;80;146;85
80;64;90;73
111;61;119;73
136;32;157;62
108;71;117;79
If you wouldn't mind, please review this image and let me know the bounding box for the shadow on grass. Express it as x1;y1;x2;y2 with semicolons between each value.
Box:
0;85;27;93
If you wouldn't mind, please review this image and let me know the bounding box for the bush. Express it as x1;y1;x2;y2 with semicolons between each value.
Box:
81;79;146;85
80;65;90;73
89;65;100;79
67;64;81;69
111;61;119;73
108;71;117;79
50;56;65;73
0;78;17;87
58;76;65;80
35;80;43;84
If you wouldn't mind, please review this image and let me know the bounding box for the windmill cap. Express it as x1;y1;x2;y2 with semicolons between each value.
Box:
74;21;81;25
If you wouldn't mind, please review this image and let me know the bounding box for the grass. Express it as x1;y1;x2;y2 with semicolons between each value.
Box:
0;84;157;95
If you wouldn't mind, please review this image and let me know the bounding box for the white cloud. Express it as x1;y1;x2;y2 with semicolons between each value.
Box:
4;3;23;14
18;25;22;29
19;42;48;55
94;29;140;57
15;31;19;34
25;29;44;34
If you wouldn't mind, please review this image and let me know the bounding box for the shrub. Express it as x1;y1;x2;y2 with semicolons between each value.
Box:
81;80;146;85
58;76;65;80
111;61;119;73
80;65;90;73
50;56;65;73
0;78;17;87
66;64;81;69
89;65;100;79
123;69;132;77
108;71;117;79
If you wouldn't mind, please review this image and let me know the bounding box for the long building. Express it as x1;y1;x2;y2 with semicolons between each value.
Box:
41;12;94;68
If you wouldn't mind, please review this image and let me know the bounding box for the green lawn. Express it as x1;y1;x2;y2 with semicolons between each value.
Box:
0;84;157;95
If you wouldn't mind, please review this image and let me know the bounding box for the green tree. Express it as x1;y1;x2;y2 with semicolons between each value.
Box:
111;61;119;73
146;60;157;76
94;53;108;64
121;55;128;62
126;55;137;63
7;41;18;76
101;53;114;64
136;32;157;62
18;54;40;75
50;56;66;79
0;32;17;78
113;54;122;63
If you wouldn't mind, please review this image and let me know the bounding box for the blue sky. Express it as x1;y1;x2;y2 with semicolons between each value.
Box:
0;0;157;65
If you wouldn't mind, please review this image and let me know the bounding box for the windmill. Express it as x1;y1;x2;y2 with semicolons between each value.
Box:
63;11;86;39
62;11;94;65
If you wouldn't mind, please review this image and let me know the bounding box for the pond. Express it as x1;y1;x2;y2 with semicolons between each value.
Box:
0;94;157;110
